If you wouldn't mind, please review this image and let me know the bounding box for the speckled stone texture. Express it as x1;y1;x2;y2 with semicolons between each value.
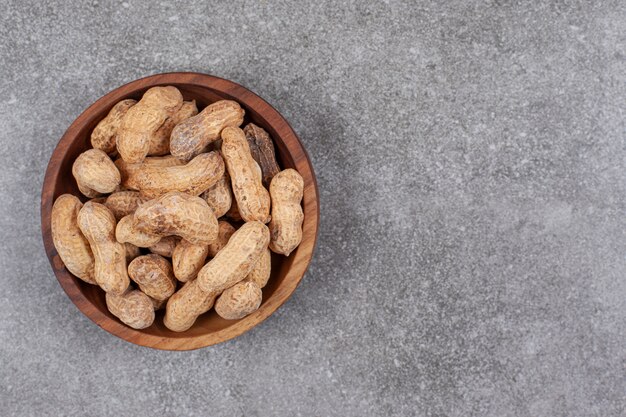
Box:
0;1;624;416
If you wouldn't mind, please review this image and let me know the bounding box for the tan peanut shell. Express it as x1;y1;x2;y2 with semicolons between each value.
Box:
104;191;149;220
170;100;245;161
116;155;184;190
200;168;232;218
133;191;218;245
197;221;269;293
134;152;225;199
91;99;137;154
150;297;167;310
72;149;121;195
207;220;236;257
225;198;243;222
214;280;262;320
268;169;304;256
221;126;271;223
115;214;162;247
244;123;281;187
89;196;108;204
116;86;183;163
149;100;198;156
246;248;271;288
149;236;180;257
163;279;217;332
172;239;209;282
106;289;155;329
124;243;141;262
76;182;101;198
77;202;129;295
51;194;96;284
128;254;176;301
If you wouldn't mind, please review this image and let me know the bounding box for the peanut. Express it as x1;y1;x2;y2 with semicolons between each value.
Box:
115;214;161;247
104;191;149;220
221;126;271;223
117;86;183;163
134;152;224;199
106;289;155;329
172;239;209;282
149;236;180;257
214;245;270;320
72;149;121;196
89;196;108;204
200;167;232;218
116;155;184;190
214;280;262;320
149;100;198;156
51;194;96;284
225;198;243;222
246;248;271;288
128;254;176;301
268;169;304;256
124;243;141;262
76;182;102;198
207;220;236;257
133;191;218;245
91;99;137;154
163;279;217;332
197;221;269;293
151;297;167;310
77;202;129;295
244;123;280;187
170;100;244;161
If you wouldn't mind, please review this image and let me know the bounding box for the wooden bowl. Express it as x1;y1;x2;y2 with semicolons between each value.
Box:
40;72;319;350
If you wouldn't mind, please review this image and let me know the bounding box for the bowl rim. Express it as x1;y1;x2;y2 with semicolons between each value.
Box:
40;72;320;350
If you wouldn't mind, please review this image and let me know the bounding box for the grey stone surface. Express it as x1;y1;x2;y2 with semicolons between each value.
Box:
0;0;624;415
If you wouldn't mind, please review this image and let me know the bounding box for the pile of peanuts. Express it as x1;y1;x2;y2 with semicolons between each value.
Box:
51;86;304;331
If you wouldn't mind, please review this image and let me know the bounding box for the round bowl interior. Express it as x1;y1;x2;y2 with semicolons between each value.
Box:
41;72;319;350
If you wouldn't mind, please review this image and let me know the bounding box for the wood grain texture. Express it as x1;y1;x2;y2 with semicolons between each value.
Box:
40;72;320;350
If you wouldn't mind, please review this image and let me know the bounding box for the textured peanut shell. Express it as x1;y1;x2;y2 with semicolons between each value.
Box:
149;100;198;155
207;220;236;257
104;191;149;220
269;169;304;256
106;289;155;329
149;236;180;257
116;155;184;190
163;279;218;332
170;100;245;161
91;99;137;154
221;127;271;223
115;215;162;247
124;243;141;262
76;182;101;198
172;239;209;282
244;123;281;188
89;196;108;204
133;191;218;245
128;254;177;301
225;198;243;222
200;168;232;218
214;280;262;320
51;194;96;284
134;152;224;199
116;86;183;163
72;149;121;194
246;248;271;288
150;297;167;310
197;221;269;293
77;202;129;295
